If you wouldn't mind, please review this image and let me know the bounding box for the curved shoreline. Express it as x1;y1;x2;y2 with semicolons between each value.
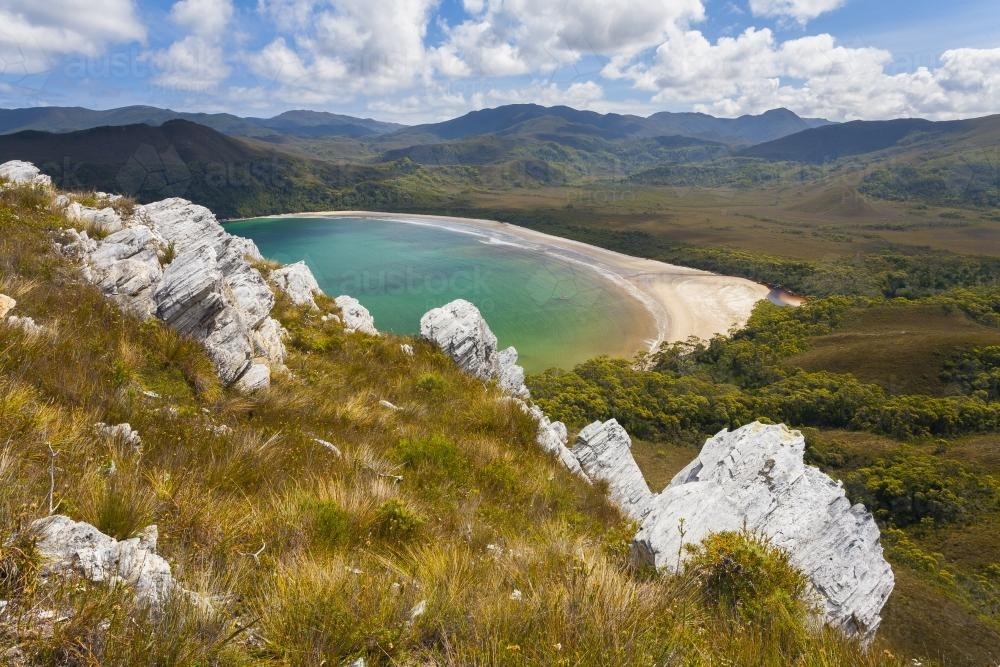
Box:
248;210;772;353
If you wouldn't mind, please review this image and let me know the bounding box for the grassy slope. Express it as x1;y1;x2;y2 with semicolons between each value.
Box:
609;300;1000;666
0;185;898;665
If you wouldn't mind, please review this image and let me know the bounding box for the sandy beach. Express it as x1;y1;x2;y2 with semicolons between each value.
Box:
269;211;772;353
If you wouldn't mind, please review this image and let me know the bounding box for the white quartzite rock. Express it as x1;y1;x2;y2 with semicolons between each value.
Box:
0;294;15;319
30;516;179;611
271;261;322;309
0;160;52;188
94;422;142;447
55;189;287;391
335;295;378;335
573;419;654;521
632;422;894;643
419;299;527;397
65;202;124;235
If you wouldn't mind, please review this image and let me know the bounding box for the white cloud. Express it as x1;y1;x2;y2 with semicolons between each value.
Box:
0;0;145;76
150;37;230;91
434;0;705;78
749;0;846;24
150;0;234;91
607;26;1000;122
245;0;437;101
170;0;234;37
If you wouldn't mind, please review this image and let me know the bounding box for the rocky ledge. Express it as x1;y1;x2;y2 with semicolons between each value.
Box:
2;160;379;392
420;298;894;642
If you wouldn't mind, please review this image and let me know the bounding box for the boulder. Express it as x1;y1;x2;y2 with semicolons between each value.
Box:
632;422;894;642
420;299;498;381
0;160;52;188
572;419;654;521
271;261;322;309
0;294;15;319
30;515;178;611
53;187;288;391
335;295;378;335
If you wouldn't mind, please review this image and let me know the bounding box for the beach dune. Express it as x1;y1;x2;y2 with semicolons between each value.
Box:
273;211;772;353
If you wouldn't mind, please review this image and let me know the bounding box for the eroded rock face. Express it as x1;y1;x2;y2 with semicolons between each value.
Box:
524;403;582;476
271;261;322;309
0;160;51;188
572;419;654;521
58;195;286;390
419;299;527;397
632;422;894;643
335;295;378;335
31;516;179;611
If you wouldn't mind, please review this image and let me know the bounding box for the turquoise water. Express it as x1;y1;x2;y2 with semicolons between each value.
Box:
225;216;653;372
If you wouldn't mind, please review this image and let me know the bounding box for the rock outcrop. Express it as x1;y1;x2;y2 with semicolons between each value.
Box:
58;194;287;390
572;419;654;521
0;294;15;319
30;516;184;612
516;402;582;475
65;202;124;235
419;297;893;642
632;422;894;642
335;295;378;335
419;299;527;397
270;261;322;309
0;160;51;188
94;422;142;448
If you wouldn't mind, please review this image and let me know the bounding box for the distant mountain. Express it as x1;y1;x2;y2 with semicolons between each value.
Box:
380;104;832;148
646;108;831;146
739;118;967;163
0;120;405;217
0;106;403;139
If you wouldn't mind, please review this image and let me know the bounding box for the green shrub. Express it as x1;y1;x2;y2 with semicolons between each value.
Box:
415;372;447;394
310;501;352;548
372;499;423;540
685;530;811;628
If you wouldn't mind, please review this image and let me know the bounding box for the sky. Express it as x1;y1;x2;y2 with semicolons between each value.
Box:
0;0;998;124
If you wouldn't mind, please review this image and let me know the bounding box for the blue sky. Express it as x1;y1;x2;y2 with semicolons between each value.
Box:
1;0;998;123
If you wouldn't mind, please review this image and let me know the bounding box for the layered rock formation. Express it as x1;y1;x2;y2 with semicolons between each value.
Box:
633;423;894;642
419;299;528;398
30;516;188;612
419;298;894;642
572;419;654;522
57;195;287;390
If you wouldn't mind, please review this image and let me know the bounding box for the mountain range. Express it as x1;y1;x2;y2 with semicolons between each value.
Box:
1;103;997;215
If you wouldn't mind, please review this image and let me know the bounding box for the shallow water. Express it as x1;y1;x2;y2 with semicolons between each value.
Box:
225;216;654;372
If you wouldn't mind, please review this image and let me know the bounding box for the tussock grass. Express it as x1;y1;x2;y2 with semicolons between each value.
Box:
0;190;906;665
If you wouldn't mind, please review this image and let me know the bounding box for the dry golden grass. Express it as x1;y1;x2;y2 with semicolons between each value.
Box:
0;184;906;666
